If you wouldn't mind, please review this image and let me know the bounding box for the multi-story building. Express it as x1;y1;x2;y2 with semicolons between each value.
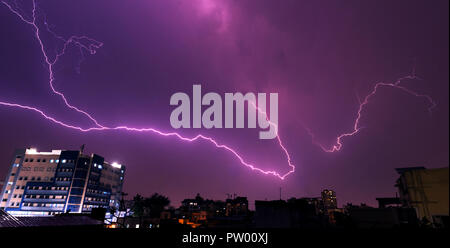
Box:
395;167;449;226
321;189;337;210
0;148;125;216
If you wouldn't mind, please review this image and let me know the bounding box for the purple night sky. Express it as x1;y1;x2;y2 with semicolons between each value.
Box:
0;0;448;208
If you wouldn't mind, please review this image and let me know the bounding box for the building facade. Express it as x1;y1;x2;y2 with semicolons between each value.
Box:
0;148;125;216
395;167;449;226
321;189;338;210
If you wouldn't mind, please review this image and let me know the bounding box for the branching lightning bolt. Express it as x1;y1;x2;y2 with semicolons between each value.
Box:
0;0;295;179
305;74;436;153
0;0;436;180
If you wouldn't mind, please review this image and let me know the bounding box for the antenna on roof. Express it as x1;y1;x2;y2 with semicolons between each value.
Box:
80;144;85;153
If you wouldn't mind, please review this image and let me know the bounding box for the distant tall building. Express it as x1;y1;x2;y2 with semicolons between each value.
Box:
321;189;337;210
0;148;125;216
395;167;449;225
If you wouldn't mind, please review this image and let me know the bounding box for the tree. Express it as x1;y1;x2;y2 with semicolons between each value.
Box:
195;193;204;204
131;194;145;227
144;193;170;218
129;193;171;227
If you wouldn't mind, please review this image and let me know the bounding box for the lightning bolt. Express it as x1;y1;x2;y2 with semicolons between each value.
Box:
305;74;436;153
0;0;295;180
0;0;436;180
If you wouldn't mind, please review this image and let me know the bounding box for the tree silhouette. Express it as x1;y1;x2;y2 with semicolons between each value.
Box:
130;193;170;227
145;193;171;218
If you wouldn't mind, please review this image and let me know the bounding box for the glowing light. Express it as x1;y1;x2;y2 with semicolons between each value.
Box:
25;148;61;155
27;148;37;154
111;162;122;169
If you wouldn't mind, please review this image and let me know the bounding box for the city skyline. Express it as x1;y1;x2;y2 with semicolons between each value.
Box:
2;148;446;228
0;0;448;209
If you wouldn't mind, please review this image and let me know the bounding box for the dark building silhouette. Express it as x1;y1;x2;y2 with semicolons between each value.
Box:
255;199;326;228
177;194;252;228
376;197;401;208
321;189;337;210
300;197;325;215
395;167;449;227
225;196;248;216
344;203;418;229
